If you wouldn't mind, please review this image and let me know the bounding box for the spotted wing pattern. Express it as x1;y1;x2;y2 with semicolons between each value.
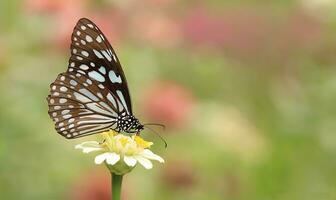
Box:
47;18;132;138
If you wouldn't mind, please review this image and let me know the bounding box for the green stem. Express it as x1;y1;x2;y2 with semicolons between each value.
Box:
111;173;123;200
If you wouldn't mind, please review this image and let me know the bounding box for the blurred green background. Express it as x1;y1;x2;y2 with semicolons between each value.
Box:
1;0;336;199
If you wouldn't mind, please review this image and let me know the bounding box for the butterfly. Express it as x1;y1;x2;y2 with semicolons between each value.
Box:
47;18;144;139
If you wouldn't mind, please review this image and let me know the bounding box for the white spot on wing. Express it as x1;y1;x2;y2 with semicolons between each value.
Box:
70;80;77;86
99;102;117;116
109;71;122;83
99;66;106;74
107;93;117;108
74;92;91;103
60;86;67;92
93;49;103;58
79;88;99;101
61;110;70;115
86;35;93;42
86;103;115;117
81;51;89;57
79;64;89;70
112;54;117;62
60;98;67;103
63;114;72;119
96;36;102;43
116;90;128;112
101;50;112;61
97;92;103;99
88;71;105;82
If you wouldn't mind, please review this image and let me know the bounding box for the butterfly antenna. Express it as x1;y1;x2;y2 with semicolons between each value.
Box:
144;125;168;148
143;123;166;130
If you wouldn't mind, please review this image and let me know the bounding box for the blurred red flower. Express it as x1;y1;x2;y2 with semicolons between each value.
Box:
70;170;111;200
141;81;194;129
161;159;196;188
70;169;128;200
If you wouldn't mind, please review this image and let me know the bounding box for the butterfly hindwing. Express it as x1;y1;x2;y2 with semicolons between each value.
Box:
47;72;120;138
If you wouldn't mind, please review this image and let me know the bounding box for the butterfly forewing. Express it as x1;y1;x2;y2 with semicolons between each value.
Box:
69;18;132;114
47;18;133;138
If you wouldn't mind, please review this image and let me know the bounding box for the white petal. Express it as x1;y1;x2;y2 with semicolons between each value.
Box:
75;141;103;153
141;149;165;163
135;156;153;169
124;156;137;167
94;152;110;164
106;153;120;165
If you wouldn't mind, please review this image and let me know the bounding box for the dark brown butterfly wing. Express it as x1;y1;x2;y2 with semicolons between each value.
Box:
47;18;132;138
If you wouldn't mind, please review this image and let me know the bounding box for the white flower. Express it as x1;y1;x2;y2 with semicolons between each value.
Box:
75;131;164;174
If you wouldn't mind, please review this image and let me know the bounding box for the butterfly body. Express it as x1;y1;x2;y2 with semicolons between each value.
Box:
47;18;144;138
116;113;144;133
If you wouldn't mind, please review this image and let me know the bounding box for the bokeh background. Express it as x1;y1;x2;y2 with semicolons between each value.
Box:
1;0;336;199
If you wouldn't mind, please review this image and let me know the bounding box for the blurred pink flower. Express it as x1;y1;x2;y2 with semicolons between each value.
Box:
52;10;124;50
24;0;85;13
70;169;128;200
141;81;194;129
182;7;227;49
182;6;323;63
50;9;85;49
89;12;125;46
129;12;182;48
182;6;279;54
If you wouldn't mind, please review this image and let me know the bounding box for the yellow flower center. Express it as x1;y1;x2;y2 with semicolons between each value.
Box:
134;136;153;149
120;137;129;147
99;130;152;154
